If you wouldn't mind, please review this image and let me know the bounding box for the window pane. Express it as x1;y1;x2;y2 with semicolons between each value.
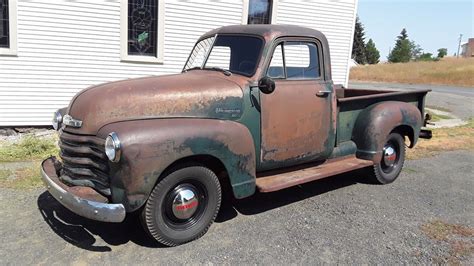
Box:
248;0;272;24
206;46;231;70
267;44;284;78
185;36;263;77
128;0;158;56
206;36;262;76
0;0;9;48
284;42;320;79
184;36;215;69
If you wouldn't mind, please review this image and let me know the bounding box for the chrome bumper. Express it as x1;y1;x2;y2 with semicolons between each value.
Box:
40;157;126;223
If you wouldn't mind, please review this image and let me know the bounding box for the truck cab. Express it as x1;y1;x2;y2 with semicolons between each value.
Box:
41;25;431;246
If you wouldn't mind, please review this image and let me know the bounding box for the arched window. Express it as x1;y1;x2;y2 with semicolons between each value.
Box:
247;0;272;24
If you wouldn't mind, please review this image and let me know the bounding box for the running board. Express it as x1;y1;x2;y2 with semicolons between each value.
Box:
256;156;374;192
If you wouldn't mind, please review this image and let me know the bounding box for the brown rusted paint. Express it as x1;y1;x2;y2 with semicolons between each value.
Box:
256;155;373;192
259;79;334;169
42;158;108;203
65;71;249;135
351;101;423;163
97;118;256;211
338;89;430;103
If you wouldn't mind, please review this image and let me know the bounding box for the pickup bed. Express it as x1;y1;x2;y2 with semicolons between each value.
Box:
41;25;431;246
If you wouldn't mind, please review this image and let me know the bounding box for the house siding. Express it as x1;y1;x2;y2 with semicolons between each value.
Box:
0;0;357;126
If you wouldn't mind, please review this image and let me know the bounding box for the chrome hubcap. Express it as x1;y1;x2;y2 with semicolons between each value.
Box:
171;187;199;220
383;144;397;167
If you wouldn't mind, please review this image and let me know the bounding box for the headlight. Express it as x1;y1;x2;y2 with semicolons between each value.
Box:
52;110;63;130
105;132;121;162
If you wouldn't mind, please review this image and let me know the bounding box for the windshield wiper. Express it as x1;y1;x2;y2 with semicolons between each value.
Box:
210;67;232;76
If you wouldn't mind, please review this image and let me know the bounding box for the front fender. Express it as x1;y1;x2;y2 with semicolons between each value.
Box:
352;101;422;163
98;119;256;212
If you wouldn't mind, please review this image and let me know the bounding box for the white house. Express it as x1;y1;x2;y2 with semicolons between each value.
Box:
0;0;358;126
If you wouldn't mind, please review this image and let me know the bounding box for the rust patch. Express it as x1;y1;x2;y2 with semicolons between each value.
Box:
98;118;256;211
256;155;373;192
260;79;334;167
66;71;245;135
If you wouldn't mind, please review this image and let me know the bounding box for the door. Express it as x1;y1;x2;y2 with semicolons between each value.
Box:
260;40;335;170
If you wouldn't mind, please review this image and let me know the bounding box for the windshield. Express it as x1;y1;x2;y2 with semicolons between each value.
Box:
184;35;264;77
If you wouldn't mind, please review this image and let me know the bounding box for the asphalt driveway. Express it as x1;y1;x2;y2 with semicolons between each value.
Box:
0;150;473;265
349;82;474;119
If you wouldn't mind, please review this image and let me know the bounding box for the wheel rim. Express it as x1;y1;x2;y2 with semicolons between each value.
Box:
381;141;399;173
163;181;208;230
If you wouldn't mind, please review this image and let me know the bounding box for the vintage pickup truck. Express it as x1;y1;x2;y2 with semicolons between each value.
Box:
41;25;431;246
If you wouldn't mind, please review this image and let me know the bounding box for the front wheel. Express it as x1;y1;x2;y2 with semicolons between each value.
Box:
141;165;222;246
368;132;406;184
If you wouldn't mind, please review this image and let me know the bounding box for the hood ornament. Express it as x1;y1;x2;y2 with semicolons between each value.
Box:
63;114;83;128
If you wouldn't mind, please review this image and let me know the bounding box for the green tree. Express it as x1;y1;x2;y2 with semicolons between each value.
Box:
419;53;434;61
365;39;380;64
388;28;412;63
352;16;367;64
410;41;423;60
437;48;448;58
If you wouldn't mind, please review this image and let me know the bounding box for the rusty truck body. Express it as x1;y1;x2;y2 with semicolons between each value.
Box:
41;25;432;246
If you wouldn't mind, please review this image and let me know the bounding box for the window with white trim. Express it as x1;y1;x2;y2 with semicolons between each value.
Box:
121;0;164;63
247;0;272;24
0;0;9;48
127;0;158;56
0;0;16;55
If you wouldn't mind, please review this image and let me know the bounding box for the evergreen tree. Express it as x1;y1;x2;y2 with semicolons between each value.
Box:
365;39;380;64
352;17;367;64
388;28;412;63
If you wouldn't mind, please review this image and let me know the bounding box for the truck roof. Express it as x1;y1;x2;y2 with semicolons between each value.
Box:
200;24;329;44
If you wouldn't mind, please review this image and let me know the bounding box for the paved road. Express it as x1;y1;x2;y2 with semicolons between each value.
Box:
1;150;473;265
349;82;474;119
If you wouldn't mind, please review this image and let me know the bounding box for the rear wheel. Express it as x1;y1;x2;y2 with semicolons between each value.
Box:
369;132;406;184
141;165;221;246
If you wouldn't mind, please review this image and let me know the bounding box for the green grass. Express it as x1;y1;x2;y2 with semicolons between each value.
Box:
407;118;474;159
426;105;451;113
0;162;43;189
429;113;453;122
0;136;59;162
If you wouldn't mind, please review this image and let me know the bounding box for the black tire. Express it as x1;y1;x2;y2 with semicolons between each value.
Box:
141;165;222;246
369;132;406;184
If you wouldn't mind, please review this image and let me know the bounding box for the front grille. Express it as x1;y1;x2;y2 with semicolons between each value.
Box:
58;131;110;195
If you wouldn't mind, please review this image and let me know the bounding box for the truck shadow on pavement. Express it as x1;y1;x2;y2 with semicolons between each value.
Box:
37;168;371;251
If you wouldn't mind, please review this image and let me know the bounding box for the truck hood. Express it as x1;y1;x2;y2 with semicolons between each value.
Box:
65;71;245;135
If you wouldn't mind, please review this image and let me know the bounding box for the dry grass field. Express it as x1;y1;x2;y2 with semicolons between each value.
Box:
407;119;474;159
350;57;474;87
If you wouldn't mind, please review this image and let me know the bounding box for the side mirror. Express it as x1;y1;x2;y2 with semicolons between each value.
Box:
258;77;276;94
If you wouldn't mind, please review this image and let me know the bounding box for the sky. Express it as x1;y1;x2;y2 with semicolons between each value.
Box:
357;0;474;60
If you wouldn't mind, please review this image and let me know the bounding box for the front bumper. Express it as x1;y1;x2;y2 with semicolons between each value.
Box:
41;157;126;223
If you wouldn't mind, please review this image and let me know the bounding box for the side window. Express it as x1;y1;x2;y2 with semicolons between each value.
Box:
284;42;320;79
206;46;231;69
267;44;284;78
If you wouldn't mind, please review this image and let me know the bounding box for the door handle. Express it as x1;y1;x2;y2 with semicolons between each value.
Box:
316;90;331;97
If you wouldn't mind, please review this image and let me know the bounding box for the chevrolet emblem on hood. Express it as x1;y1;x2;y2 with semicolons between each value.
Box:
63;114;83;128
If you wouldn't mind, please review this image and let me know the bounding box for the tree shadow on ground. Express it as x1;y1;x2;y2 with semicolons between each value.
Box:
37;168;372;251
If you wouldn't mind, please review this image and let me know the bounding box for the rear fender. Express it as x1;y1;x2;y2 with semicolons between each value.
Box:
352;101;422;163
98;119;256;212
